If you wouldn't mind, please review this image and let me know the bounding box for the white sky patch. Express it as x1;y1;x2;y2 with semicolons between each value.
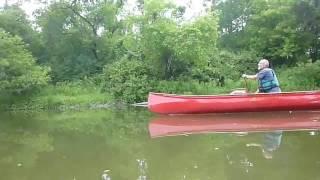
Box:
0;0;210;21
0;0;47;20
175;0;208;19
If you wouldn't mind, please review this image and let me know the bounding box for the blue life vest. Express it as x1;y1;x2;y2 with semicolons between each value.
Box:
258;68;280;93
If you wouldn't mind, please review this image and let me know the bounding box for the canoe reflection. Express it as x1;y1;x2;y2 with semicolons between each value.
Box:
149;111;320;138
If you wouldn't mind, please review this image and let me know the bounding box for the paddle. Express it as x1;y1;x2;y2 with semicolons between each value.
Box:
131;101;148;107
244;77;249;93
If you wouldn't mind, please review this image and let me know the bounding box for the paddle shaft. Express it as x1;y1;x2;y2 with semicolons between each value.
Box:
244;78;249;92
132;101;148;107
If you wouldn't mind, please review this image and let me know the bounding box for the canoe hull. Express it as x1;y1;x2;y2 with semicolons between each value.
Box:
148;91;320;114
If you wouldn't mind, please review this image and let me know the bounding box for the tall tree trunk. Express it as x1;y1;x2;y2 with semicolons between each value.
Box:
4;0;8;8
68;4;101;62
165;55;173;80
312;0;319;62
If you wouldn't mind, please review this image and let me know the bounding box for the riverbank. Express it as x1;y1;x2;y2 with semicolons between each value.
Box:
0;80;242;111
1;67;319;112
0;82;115;111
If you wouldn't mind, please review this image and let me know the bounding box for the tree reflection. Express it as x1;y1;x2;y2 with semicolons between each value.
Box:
0;109;151;179
1;110;320;180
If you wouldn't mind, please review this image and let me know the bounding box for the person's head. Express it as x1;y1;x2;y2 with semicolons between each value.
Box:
258;59;269;70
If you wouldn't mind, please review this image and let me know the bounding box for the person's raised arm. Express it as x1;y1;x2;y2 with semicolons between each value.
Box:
242;74;257;80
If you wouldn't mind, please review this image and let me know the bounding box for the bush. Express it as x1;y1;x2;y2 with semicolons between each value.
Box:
102;58;154;103
278;61;320;91
152;79;246;95
211;50;258;78
0;29;50;94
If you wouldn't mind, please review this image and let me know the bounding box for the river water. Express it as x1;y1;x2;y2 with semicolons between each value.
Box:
1;108;320;180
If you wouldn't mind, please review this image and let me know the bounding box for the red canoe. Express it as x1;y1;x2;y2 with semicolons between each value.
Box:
148;91;320;114
149;111;320;138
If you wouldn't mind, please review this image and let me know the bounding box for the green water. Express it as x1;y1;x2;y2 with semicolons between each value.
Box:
0;108;320;180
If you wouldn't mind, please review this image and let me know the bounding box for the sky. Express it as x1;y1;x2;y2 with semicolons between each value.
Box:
0;0;210;20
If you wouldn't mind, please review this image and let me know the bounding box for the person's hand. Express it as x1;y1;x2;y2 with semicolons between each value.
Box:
242;74;247;78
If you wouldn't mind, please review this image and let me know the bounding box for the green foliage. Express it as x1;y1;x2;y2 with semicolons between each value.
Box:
137;1;219;80
189;50;258;88
217;0;268;50
246;6;301;65
102;59;154;103
0;79;112;111
292;0;320;62
153;80;202;94
168;13;219;67
210;50;258;79
31;80;112;110
1;0;320;108
0;30;50;94
191;66;219;84
35;1;124;81
153;79;245;95
278;61;320;91
217;0;320;66
0;6;43;60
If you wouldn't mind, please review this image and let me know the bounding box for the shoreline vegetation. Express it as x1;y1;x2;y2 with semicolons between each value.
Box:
2;67;319;111
0;0;319;111
0;83;113;111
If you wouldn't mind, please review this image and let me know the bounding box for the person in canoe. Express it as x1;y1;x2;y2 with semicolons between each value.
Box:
242;59;281;93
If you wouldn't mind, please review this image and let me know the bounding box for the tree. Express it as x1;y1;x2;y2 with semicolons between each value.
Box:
246;6;300;65
0;29;50;94
293;0;320;62
216;0;268;51
217;0;317;66
102;58;154;103
134;0;219;80
35;0;125;81
0;5;43;62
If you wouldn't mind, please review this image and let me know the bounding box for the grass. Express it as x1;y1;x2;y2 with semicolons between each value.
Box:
0;81;113;111
153;78;259;95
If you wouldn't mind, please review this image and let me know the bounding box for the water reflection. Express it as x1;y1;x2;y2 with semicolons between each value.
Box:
148;111;320;138
101;170;111;180
1;110;320;180
246;131;283;159
137;159;148;180
148;111;320;173
221;130;285;180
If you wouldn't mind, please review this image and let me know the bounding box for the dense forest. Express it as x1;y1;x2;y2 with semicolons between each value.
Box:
0;0;319;109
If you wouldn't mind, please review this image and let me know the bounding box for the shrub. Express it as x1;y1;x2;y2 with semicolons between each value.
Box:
189;50;258;84
152;79;247;95
102;58;154;103
278;61;320;91
0;29;50;94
